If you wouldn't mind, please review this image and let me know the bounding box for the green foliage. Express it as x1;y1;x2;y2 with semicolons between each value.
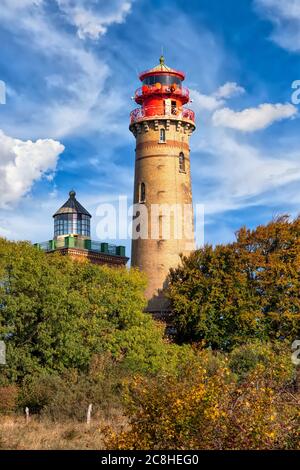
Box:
0;238;182;382
168;216;300;349
108;323;194;375
228;341;295;387
18;355;124;420
1;230;299;450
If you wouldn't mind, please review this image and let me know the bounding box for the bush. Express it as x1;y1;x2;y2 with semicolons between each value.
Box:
108;350;299;450
228;341;295;388
0;385;18;414
18;354;125;420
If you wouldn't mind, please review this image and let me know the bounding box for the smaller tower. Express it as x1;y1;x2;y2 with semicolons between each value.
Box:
35;191;128;267
53;190;92;240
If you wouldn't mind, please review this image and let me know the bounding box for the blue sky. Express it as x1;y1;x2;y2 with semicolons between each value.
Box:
0;0;300;256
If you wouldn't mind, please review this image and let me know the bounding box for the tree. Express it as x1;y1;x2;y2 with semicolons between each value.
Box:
168;216;300;350
0;238;184;383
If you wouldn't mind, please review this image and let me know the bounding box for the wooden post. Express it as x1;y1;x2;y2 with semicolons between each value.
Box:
25;407;30;423
86;403;92;426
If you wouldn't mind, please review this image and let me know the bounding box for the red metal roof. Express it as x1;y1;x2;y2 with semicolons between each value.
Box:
139;56;185;81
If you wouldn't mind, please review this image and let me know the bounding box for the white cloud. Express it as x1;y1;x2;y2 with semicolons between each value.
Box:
0;129;64;208
214;82;245;99
191;81;245;111
212;103;297;132
56;0;133;40
254;0;300;52
0;1;132;140
191;90;221;111
192;125;300;217
1;0;43;9
1;0;299;245
255;0;300;21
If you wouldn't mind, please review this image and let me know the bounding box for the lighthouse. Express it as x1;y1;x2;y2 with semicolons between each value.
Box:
35;191;128;267
129;56;196;314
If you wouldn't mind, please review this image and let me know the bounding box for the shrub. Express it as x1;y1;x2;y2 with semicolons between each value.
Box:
108;351;299;450
18;353;134;420
228;341;295;388
0;385;18;414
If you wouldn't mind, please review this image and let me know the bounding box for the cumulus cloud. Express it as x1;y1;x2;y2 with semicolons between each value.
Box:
56;0;133;40
191;82;245;111
0;129;64;207
184;74;300;219
254;0;300;52
212;103;297;132
191;90;221;111
214;82;245;99
192;123;300;217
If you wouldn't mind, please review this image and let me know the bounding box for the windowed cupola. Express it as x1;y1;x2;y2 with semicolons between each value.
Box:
53;190;91;239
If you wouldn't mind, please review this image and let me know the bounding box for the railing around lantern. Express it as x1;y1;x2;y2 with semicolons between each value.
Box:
130;106;195;124
139;69;185;80
34;238;126;257
134;85;190;101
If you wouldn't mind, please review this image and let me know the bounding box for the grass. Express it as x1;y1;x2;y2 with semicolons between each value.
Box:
0;410;127;450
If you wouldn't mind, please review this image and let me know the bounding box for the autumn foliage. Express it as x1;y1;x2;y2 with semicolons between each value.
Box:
168;216;300;349
108;345;299;450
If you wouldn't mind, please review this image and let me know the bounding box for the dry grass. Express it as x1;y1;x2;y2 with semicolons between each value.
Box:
0;410;127;450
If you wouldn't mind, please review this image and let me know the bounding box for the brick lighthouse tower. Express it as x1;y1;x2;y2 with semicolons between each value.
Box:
129;56;196;314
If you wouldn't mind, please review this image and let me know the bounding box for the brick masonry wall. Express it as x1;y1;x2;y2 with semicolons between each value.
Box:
49;248;129;268
130;118;195;312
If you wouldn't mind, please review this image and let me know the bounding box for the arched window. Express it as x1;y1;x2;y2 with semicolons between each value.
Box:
139;182;146;202
159;128;166;143
179;152;185;172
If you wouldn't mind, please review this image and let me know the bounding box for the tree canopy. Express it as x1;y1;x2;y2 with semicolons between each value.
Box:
0;238;186;383
168;216;300;350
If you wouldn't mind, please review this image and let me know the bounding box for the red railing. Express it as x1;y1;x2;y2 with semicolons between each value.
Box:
135;85;190;101
130;106;195;124
139;69;185;79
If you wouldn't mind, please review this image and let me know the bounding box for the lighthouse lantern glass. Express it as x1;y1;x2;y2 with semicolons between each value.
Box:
54;213;91;237
142;75;182;87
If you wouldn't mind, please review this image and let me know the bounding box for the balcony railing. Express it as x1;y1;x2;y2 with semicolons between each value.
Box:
34;237;126;257
135;85;190;101
139;68;185;80
130;106;195;124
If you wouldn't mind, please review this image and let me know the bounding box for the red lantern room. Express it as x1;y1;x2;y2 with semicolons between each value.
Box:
130;56;195;124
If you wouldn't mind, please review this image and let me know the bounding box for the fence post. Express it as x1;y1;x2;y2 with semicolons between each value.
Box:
86;403;92;426
25;407;30;424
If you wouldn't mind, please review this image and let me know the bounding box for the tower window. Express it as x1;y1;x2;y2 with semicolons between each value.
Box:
139;182;146;203
179;152;185;172
171;101;177;115
159;128;166;143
